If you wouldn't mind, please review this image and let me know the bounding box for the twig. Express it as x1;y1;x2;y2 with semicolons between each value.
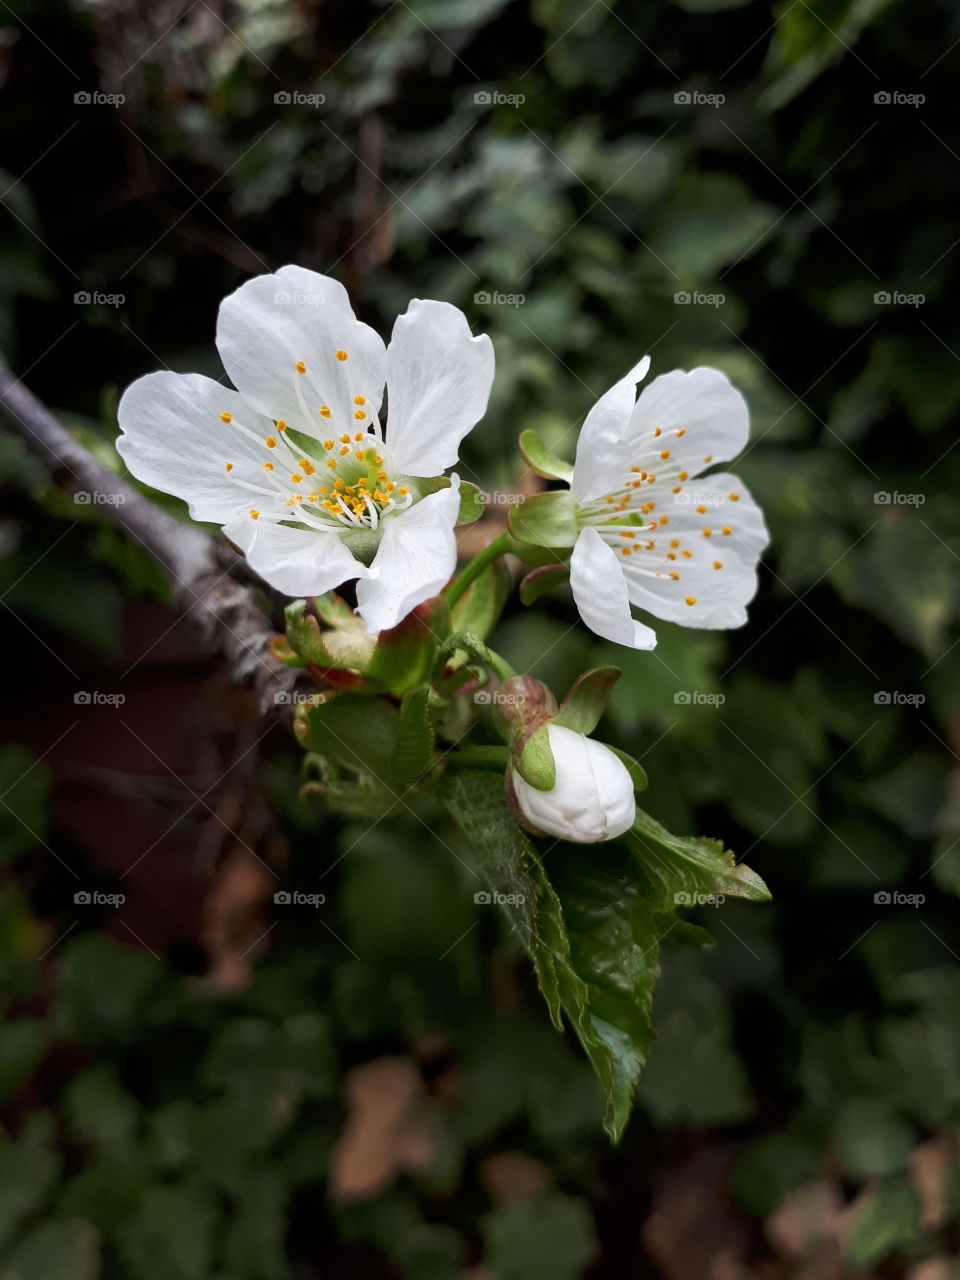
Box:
0;354;302;724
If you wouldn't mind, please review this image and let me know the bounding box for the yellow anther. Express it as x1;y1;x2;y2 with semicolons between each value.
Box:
703;454;713;463
682;550;693;558
307;492;318;503
326;460;337;469
355;451;366;461
263;462;274;471
220;412;232;423
354;395;366;405
672;486;682;494
302;461;316;475
654;427;662;437
666;552;676;561
357;477;368;487
399;486;409;496
669;571;680;580
685;596;697;606
250;509;260;520
354;432;365;442
336;350;348;361
320;406;331;419
676;428;686;436
729;493;740;502
296;361;306;374
354;410;367;420
713;561;723;569
323;441;334;451
696;505;707;514
678;471;689;481
291;473;303;484
670;539;680;548
339;434;350;444
623;531;636;540
621;547;632;556
277;421;287;432
224;462;233;472
266;436;277;449
703;528;713;538
660;449;670;460
659;516;669;525
339;446;349;456
722;525;732;536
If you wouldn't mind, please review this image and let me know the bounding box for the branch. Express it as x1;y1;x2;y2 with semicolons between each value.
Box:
0;354;303;723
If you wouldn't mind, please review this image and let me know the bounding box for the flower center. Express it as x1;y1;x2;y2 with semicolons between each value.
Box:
217;357;413;532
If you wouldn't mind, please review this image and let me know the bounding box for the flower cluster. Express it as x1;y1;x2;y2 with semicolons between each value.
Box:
118;265;769;845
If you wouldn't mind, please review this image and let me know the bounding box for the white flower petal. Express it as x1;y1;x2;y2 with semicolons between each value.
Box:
511;724;636;844
572;355;651;503
222;517;370;599
216;266;386;441
117;371;276;523
617;475;767;628
385;300;494;477
621;366;749;476
569;528;657;650
355;480;461;633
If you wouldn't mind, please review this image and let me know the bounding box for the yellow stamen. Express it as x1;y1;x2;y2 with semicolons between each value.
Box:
250;509;260;520
295;361;306;374
336;350;348;361
220;412;232;423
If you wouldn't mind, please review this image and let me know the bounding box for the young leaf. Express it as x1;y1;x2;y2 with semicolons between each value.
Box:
393;685;435;786
518;428;575;483
554;667;621;735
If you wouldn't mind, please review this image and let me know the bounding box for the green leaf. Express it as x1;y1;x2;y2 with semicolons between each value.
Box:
482;1192;597;1280
554;666;621;735
1;1220;100;1280
507;490;578;550
518;428;574;483
393;684;435;786
448;557;510;641
366;597;448;695
457;480;486;524
284;598;376;674
0;746;50;865
294;692;399;780
627;808;772;905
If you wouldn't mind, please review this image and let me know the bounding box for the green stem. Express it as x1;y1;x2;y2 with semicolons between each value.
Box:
443;530;512;610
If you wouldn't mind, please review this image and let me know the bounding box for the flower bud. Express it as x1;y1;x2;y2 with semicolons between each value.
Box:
509;722;636;843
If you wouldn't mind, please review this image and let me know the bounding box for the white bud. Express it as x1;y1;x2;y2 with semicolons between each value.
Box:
510;723;636;843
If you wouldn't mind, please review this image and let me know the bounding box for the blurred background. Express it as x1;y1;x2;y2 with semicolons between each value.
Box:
1;0;959;1275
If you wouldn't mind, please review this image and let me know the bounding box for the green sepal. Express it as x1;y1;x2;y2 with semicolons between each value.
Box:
448;557;511;641
554;666;621;735
365;597;449;696
507;490;578;550
519;563;569;605
608;745;648;792
268;634;307;668
285;598;376;674
457;482;486;525
518;428;574;483
514;723;556;792
392;684;436;786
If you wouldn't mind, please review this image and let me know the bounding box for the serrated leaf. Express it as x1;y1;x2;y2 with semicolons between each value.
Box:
627;807;771;905
294;692;399;781
393;685;435;786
